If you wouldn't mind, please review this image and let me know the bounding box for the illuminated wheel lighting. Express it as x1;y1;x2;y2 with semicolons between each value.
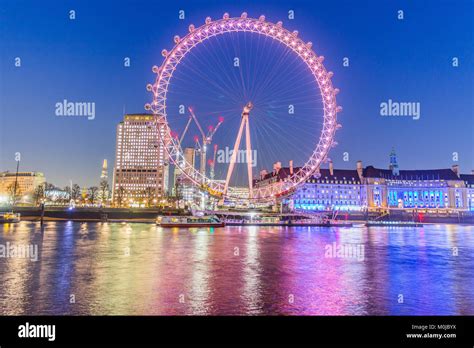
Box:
147;13;341;203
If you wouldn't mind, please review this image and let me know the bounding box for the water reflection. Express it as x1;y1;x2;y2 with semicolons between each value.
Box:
0;222;473;315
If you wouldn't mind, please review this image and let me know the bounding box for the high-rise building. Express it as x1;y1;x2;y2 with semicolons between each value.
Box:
183;148;196;175
101;159;108;180
99;159;110;204
174;147;196;204
112;114;169;207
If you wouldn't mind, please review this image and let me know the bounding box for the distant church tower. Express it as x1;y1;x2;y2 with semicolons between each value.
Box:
101;159;108;180
389;148;399;176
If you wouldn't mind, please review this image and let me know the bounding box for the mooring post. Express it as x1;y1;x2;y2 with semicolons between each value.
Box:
40;203;45;226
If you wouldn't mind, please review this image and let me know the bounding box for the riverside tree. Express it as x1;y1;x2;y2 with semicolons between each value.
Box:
87;186;99;205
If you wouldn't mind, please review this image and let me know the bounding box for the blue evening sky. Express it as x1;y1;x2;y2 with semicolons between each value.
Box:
0;0;472;187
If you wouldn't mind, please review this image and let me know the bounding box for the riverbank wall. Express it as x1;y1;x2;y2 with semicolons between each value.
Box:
1;207;473;224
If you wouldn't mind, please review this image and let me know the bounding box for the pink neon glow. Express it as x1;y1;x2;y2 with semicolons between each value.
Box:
149;14;340;201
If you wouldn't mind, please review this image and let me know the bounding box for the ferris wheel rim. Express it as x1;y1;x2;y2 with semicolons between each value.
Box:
146;13;341;202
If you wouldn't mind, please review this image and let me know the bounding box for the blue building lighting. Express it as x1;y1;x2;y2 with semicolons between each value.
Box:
255;150;474;213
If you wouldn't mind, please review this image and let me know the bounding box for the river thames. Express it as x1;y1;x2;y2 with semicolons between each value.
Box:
0;221;473;315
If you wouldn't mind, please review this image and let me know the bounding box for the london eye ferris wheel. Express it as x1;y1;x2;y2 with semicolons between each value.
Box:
145;12;342;203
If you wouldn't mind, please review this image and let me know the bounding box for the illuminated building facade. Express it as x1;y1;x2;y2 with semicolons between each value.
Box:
363;166;466;210
174;147;197;204
289;162;365;211
0;171;45;203
112;114;169;207
255;151;473;213
362;151;469;211
254;161;366;211
45;188;70;204
460;173;474;211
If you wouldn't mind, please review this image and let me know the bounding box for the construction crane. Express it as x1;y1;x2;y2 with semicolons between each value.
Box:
170;113;195;169
179;115;193;145
193;135;202;152
188;107;224;178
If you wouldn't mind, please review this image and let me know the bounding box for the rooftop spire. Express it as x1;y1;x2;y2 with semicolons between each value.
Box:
389;148;399;176
101;159;108;180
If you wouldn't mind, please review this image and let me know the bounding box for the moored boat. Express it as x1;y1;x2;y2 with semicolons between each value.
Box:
157;215;225;228
289;219;353;227
365;220;423;227
0;212;21;223
225;216;284;226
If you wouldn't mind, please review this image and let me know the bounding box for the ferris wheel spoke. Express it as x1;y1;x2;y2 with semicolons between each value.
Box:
184;44;242;102
200;37;246;100
254;65;316;106
251;43;297;103
226;31;250;101
251;39;305;100
177;58;242;105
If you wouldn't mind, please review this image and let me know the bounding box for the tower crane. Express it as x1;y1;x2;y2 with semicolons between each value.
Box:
188;107;224;178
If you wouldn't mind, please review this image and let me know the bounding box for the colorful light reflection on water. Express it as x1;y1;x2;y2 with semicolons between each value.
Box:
0;222;473;315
